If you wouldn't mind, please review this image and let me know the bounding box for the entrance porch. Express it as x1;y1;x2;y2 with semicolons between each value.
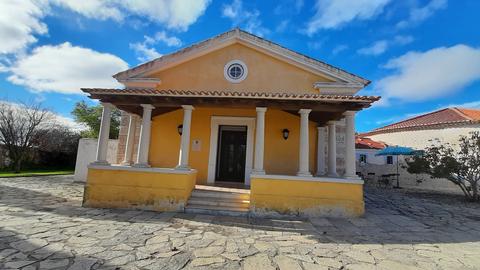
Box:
82;88;378;217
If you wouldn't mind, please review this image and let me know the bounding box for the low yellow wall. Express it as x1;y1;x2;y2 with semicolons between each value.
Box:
83;167;197;212
250;177;364;217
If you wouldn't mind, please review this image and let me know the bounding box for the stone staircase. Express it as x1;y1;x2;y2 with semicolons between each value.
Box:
185;185;250;216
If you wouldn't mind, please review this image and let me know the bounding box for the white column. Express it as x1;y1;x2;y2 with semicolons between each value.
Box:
297;109;312;176
121;114;137;165
327;121;338;177
177;105;194;170
94;102;113;165
134;104;154;167
253;107;267;174
316;126;326;176
344;111;357;178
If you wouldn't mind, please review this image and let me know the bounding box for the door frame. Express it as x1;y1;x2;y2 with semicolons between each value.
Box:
207;116;255;186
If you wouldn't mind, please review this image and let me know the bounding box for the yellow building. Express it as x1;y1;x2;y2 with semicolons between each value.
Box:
82;29;379;217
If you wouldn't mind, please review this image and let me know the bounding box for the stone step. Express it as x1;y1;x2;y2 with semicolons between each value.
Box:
190;189;250;201
187;197;250;209
184;204;249;217
185;186;251;216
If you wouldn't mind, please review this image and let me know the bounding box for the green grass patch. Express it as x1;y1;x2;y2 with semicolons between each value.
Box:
0;169;74;178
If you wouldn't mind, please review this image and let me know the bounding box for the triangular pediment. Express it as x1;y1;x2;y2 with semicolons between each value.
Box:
115;29;369;94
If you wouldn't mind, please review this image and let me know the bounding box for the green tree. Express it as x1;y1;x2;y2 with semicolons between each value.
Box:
72;101;121;139
406;132;480;201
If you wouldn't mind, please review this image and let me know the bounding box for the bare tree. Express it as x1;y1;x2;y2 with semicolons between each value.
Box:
0;102;53;172
406;132;480;201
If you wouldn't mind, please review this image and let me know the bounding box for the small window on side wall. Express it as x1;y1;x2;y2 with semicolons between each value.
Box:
359;154;367;163
386;156;394;164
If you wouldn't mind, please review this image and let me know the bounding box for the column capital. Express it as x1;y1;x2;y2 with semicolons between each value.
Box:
181;105;194;111
256;107;267;112
317;126;326;130
101;102;114;109
327;120;336;126
343;111;356;117
140;104;155;110
298;109;312;114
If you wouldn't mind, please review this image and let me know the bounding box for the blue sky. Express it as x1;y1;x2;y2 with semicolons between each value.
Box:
0;0;479;132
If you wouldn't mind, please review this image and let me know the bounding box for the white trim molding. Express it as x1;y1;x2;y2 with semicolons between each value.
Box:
250;174;364;185
118;78;161;88
207;116;255;186
88;164;197;175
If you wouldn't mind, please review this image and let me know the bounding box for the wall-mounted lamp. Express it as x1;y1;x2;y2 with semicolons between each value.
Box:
282;129;290;140
177;124;183;135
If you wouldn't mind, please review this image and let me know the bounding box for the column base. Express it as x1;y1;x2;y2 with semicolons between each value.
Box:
91;160;110;166
175;165;191;171
252;169;265;175
328;172;339;178
133;163;150;168
297;171;312;177
344;174;361;180
120;161;133;166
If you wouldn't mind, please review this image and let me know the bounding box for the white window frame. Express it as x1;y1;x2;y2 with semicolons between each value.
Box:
224;60;248;83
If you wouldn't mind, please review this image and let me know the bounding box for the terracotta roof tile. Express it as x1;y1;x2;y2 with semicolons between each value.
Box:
362;107;480;136
355;136;386;150
81;88;380;102
456;108;480;120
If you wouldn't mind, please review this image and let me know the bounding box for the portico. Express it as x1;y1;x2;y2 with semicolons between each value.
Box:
81;28;379;217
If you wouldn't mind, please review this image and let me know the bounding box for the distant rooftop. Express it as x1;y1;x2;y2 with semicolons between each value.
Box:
355;136;386;150
361;107;480;136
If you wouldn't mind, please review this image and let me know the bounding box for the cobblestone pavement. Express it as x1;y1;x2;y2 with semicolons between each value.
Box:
1;176;480;270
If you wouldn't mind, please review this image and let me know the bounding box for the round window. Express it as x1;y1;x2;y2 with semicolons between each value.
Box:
224;60;248;83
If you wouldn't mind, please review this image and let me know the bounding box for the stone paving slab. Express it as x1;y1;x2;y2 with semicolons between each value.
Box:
1;176;480;269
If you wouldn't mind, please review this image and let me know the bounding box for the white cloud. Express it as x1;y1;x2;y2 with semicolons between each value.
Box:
376;44;480;104
358;40;389;56
7;42;128;94
305;0;391;35
152;31;182;47
332;44;348;55
441;100;480;110
51;0;212;31
0;0;210;57
0;0;48;55
276;20;289;33
358;35;413;56
50;0;123;21
129;31;182;62
222;0;269;37
130;42;162;63
397;0;447;28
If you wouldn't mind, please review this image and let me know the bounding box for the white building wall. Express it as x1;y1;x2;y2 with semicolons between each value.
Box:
366;124;480;150
355;148;386;165
74;138;118;182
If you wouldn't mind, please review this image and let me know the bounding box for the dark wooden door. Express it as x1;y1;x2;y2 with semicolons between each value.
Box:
216;125;247;182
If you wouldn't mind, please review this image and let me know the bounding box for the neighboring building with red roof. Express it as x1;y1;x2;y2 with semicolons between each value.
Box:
355;136;386;150
361;107;480;149
355;136;388;166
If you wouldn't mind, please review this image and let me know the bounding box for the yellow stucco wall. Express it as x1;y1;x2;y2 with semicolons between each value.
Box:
151;43;332;94
149;107;317;184
84;168;196;211
250;177;364;217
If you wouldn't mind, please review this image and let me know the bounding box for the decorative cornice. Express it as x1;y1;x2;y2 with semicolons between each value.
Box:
81;88;381;103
